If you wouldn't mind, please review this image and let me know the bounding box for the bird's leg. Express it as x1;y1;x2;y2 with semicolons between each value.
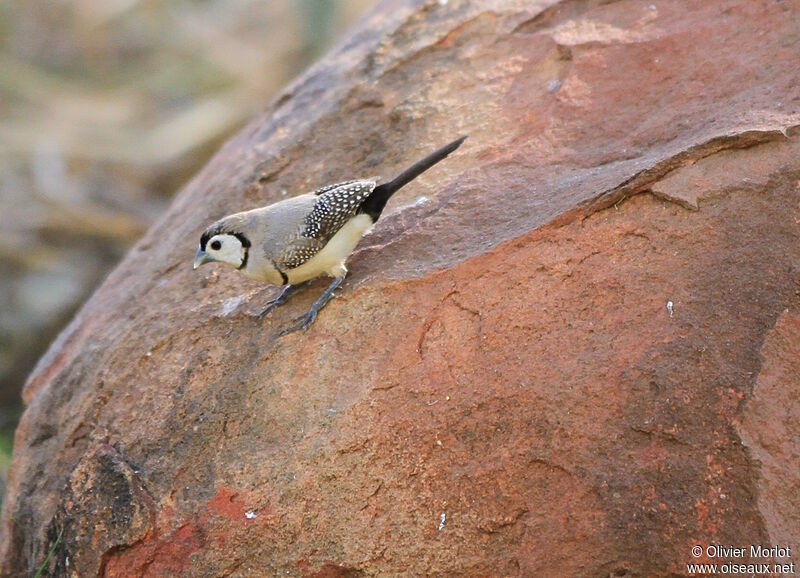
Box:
258;282;308;319
279;276;345;335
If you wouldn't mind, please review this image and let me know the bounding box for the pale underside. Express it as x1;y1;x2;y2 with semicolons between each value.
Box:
285;213;374;284
241;213;374;285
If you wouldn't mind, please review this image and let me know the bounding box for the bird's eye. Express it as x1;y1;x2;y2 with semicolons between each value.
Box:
210;240;222;251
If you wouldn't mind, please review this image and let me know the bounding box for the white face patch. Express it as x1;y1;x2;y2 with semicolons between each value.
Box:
206;234;245;268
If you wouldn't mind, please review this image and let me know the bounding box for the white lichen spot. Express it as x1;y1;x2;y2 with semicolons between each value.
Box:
666;300;674;317
219;295;244;317
547;79;561;93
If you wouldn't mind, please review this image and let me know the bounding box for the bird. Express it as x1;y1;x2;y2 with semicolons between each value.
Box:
193;136;466;334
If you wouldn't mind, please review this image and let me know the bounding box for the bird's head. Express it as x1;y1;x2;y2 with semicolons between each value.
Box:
194;221;251;271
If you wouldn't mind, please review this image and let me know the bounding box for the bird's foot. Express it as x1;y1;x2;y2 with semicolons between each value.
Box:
258;296;286;319
279;309;319;335
277;276;344;336
258;283;306;319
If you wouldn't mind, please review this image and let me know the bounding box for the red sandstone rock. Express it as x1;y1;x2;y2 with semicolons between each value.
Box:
2;1;799;576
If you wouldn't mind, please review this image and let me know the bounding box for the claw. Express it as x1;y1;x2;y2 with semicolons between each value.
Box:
258;297;284;319
279;310;316;335
258;282;307;319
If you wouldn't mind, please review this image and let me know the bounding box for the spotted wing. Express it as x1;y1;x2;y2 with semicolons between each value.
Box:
277;179;376;270
312;179;363;196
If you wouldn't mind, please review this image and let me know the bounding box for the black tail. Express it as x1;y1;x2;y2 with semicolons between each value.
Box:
359;136;467;221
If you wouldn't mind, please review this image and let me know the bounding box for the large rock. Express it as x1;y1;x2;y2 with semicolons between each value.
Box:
2;0;799;575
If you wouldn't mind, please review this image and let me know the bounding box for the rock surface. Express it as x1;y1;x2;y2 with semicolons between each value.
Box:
2;0;799;576
0;0;371;432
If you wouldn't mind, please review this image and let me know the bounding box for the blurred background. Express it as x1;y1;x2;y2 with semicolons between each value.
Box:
0;0;373;498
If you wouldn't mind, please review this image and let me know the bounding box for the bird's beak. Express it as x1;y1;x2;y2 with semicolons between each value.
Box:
193;246;213;269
